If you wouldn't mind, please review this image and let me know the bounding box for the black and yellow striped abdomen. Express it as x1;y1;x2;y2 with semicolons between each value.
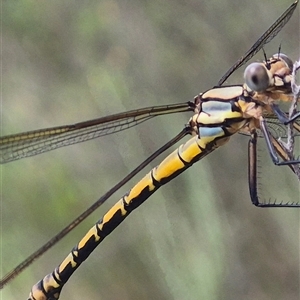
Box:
29;134;223;300
29;86;255;300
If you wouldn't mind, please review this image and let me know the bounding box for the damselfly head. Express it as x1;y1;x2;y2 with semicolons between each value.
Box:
244;53;293;97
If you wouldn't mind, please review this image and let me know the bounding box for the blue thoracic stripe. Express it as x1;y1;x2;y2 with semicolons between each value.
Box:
201;101;233;114
199;127;224;138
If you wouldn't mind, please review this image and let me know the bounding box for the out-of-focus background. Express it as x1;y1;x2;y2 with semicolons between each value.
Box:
2;1;299;299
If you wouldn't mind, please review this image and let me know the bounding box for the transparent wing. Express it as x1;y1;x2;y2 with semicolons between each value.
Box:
266;114;300;138
218;0;298;86
0;102;192;163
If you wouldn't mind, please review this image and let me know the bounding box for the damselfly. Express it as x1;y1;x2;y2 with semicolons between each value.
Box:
1;0;298;300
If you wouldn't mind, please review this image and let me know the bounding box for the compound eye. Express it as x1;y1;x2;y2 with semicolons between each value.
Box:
244;63;269;92
273;53;293;71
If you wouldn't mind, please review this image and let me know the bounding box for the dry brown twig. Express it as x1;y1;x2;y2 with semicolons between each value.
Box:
280;59;300;179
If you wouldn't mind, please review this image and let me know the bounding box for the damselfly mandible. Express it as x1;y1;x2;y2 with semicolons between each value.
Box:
1;1;300;299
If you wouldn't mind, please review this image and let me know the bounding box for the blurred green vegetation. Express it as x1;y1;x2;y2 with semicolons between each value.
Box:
1;1;299;300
